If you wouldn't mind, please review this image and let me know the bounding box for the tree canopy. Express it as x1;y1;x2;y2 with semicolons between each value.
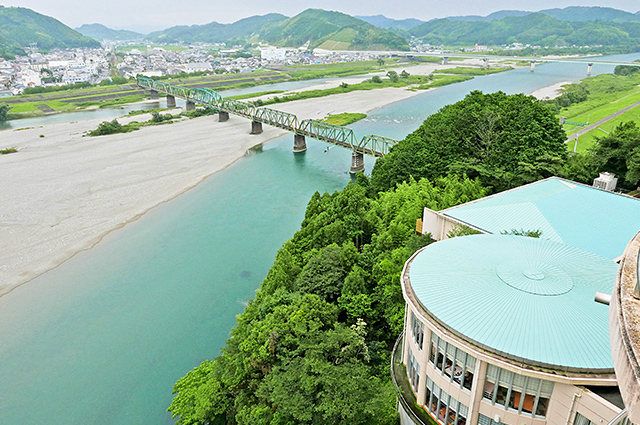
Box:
565;121;640;190
371;90;567;193
167;175;487;425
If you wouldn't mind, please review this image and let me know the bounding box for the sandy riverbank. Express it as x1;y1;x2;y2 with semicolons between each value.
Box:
530;81;571;100
0;86;422;297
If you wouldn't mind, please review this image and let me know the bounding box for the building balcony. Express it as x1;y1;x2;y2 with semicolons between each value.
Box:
391;333;438;425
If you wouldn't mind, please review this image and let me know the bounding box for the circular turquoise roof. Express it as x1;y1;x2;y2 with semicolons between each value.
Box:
408;234;618;371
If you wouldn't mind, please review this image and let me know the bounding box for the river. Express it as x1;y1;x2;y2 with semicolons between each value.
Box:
0;53;636;424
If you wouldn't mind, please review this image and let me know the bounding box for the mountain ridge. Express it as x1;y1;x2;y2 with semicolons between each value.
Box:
0;6;100;58
76;23;144;41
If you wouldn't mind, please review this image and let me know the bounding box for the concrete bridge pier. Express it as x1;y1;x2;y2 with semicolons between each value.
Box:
587;63;593;77
293;134;307;153
349;152;365;174
218;111;229;122
442;56;449;65
149;90;159;100
186;101;196;111
251;120;263;135
530;61;536;72
166;94;176;108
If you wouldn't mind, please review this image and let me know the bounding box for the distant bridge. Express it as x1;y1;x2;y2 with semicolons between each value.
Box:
137;77;398;173
348;50;640;76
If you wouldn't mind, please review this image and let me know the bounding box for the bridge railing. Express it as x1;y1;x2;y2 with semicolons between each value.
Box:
254;107;300;132
221;98;256;118
190;87;223;108
136;76;224;108
359;134;399;157
298;119;359;150
136;76;398;157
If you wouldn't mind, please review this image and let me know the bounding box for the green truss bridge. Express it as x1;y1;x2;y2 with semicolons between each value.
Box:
137;76;399;173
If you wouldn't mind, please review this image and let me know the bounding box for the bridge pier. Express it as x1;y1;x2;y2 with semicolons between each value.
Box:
149;90;159;100
293;134;307;153
186;101;196;111
587;63;593;77
250;120;263;135
166;94;176;108
218;111;229;122
530;61;536;72
349;152;365;174
442;56;449;65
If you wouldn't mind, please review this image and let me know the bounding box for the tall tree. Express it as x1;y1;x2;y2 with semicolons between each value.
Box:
371;90;567;193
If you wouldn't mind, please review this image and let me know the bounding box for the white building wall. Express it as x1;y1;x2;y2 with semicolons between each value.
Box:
402;297;622;425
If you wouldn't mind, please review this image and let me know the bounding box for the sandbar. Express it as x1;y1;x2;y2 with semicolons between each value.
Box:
530;81;571;100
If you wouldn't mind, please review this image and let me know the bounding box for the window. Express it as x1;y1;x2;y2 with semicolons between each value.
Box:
478;414;506;425
429;333;476;391
425;378;468;425
408;349;420;392
574;413;595;425
411;312;425;350
483;364;554;418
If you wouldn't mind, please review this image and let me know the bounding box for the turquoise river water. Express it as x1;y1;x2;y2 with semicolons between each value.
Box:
0;54;637;424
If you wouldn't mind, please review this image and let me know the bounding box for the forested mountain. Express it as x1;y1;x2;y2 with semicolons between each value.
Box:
144;9;408;50
540;6;640;22
76;24;144;41
410;12;640;48
145;13;287;44
260;9;409;50
0;6;99;58
355;15;424;31
443;6;640;23
446;10;531;22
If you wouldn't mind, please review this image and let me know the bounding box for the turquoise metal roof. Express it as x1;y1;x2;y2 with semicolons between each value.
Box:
409;234;619;371
442;178;640;260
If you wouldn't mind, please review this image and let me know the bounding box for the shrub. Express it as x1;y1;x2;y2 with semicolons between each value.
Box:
89;119;123;136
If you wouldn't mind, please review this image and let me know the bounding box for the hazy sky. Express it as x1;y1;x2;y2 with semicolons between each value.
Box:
5;0;640;33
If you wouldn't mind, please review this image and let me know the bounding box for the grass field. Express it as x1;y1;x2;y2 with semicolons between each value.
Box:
566;104;640;153
555;72;640;152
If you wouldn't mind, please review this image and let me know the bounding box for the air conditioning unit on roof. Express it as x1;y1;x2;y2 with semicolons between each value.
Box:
593;172;618;191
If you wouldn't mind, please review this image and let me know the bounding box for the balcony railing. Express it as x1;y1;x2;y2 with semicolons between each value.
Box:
391;333;438;425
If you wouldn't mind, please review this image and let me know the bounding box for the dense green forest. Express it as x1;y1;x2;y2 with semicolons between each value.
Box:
410;12;640;49
145;9;408;51
165;90;640;425
145;14;287;44
0;6;99;58
259;9;409;51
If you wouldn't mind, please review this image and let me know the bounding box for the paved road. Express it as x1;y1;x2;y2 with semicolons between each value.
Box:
566;99;640;143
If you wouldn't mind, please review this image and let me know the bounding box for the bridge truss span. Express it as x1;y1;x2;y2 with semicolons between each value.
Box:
136;76;400;172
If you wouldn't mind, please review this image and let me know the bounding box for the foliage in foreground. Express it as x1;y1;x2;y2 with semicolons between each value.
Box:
167;175;487;425
371;90;568;193
168;85;637;424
